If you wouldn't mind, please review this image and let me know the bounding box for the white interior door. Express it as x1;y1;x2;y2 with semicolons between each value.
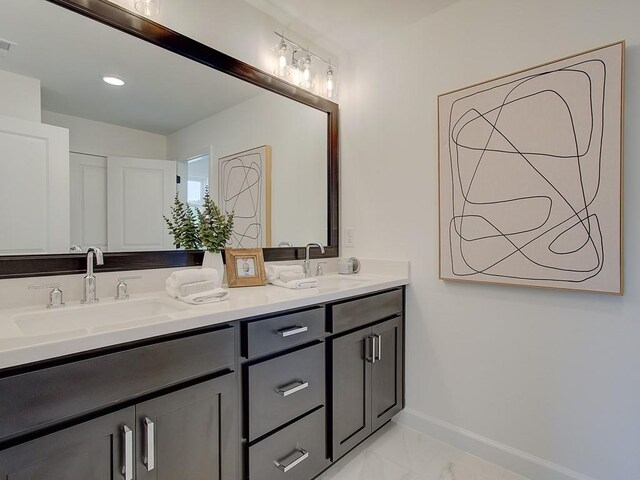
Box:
0;114;69;254
70;152;107;252
107;156;176;251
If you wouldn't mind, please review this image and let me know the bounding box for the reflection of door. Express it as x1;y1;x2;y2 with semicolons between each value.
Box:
107;156;176;252
70;152;107;251
0;115;69;254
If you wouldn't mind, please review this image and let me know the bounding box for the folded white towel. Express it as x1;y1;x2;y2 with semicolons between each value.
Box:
166;268;220;297
266;264;304;283
178;288;229;305
270;278;318;289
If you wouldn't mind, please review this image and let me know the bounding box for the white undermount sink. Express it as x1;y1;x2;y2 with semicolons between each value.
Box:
14;298;189;336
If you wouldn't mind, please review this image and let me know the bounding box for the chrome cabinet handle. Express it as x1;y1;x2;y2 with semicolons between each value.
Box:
276;379;309;397
366;334;378;364
375;334;382;361
122;425;133;480
371;335;378;364
275;325;308;337
144;417;155;471
274;448;309;472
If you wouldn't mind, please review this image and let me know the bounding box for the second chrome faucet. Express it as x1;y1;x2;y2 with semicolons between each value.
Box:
82;247;104;304
303;242;325;277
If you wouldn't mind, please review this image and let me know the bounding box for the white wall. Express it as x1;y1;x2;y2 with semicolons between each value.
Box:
0;69;41;122
340;1;640;479
167;92;327;247
42;110;167;159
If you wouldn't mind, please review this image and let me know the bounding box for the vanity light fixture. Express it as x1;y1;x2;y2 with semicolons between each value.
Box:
134;0;160;17
273;32;337;99
102;75;125;86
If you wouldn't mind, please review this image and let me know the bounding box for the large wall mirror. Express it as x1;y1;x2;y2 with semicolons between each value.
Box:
0;0;338;277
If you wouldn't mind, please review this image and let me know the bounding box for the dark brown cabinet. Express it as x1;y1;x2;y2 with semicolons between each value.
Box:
136;374;238;480
0;407;135;480
0;374;237;480
331;315;404;460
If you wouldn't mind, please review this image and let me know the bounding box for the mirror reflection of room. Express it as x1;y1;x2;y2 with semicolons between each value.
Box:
0;0;327;256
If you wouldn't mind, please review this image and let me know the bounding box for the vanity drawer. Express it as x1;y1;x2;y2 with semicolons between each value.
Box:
247;342;325;441
0;325;235;444
249;407;328;480
243;306;325;359
329;288;403;334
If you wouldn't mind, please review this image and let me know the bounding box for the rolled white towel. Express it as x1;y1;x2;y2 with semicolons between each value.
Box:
166;268;220;298
280;271;305;282
270;278;318;289
178;288;229;305
170;268;220;286
266;264;304;283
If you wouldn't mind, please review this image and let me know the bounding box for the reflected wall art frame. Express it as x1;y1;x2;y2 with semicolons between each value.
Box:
218;145;272;248
438;42;624;295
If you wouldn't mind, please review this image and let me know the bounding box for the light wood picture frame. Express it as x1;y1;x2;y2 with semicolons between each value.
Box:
438;41;624;294
224;248;267;287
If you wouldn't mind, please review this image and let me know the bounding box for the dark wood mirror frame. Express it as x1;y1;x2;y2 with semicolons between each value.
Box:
0;0;339;279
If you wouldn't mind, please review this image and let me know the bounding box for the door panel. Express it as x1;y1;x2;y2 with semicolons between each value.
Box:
135;374;238;480
371;316;404;431
107;156;175;251
331;327;371;460
0;115;69;254
0;407;135;480
70;152;107;251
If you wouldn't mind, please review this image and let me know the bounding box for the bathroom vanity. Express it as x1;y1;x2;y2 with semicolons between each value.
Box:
0;275;407;480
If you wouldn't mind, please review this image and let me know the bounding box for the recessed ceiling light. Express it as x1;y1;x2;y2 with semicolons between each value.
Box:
102;75;125;86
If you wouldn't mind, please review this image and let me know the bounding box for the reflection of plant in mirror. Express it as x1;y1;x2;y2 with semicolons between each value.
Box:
198;186;234;254
164;193;201;250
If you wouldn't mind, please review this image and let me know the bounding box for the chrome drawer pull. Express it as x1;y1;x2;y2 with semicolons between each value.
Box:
122;425;133;480
144;417;155;471
275;325;308;337
276;379;309;397
274;448;309;472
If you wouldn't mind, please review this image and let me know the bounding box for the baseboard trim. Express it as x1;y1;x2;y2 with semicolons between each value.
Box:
394;409;598;480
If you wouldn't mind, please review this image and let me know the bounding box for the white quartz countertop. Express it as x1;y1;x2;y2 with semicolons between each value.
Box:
0;273;408;370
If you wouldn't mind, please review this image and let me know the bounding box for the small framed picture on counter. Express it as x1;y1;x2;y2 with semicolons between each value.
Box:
225;248;267;287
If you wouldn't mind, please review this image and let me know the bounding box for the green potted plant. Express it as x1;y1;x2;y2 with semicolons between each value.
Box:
164;193;201;250
197;186;234;270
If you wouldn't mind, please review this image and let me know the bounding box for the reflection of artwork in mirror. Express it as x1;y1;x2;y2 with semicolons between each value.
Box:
218;146;272;249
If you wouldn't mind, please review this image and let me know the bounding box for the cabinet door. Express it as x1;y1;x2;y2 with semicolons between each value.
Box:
135;373;238;480
0;407;135;480
331;326;372;460
371;316;404;431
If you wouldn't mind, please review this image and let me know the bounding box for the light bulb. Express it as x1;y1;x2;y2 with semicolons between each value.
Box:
276;39;288;77
326;67;335;98
300;54;312;88
135;0;160;17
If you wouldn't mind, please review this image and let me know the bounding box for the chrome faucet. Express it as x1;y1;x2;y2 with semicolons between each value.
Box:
82;247;104;304
303;242;325;277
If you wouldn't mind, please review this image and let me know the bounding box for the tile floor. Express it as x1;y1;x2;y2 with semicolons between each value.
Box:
317;422;529;480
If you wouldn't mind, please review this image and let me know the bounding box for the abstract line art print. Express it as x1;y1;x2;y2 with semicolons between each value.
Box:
438;42;624;294
218;145;271;248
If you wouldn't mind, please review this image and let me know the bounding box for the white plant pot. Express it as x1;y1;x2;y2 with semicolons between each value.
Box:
202;251;227;286
202;251;223;271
